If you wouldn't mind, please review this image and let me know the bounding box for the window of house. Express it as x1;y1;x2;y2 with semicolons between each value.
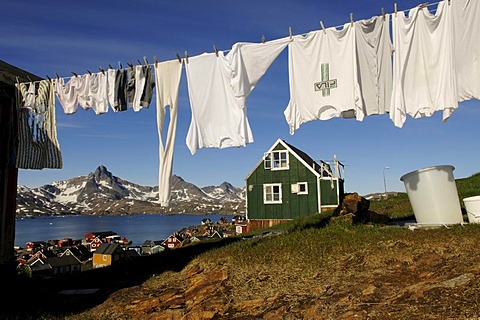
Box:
264;150;289;170
291;182;308;195
298;182;308;195
264;183;282;204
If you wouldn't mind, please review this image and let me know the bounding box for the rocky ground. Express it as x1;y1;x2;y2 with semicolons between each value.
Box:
53;224;480;320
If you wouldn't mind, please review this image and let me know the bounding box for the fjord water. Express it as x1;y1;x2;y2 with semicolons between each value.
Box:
14;214;225;247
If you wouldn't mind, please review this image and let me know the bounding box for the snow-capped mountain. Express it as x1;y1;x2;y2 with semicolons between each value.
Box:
16;165;245;217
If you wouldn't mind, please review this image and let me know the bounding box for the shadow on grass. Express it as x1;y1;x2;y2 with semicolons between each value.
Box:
4;237;240;319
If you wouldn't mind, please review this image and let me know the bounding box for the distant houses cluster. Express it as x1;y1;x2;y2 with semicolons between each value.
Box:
15;215;247;278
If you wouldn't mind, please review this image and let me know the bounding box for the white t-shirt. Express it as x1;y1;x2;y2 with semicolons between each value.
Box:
355;14;392;116
185;37;290;154
390;2;457;128
284;24;364;135
452;0;480;102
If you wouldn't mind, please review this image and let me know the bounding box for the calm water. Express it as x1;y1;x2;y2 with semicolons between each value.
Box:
14;214;225;247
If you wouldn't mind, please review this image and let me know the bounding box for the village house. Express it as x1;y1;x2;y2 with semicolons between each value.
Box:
245;139;345;231
141;240;165;255
162;233;185;249
92;243;126;269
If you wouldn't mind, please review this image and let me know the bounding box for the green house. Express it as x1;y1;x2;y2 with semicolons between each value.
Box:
245;139;344;230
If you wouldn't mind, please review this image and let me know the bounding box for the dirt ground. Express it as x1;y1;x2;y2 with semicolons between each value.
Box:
57;224;480;320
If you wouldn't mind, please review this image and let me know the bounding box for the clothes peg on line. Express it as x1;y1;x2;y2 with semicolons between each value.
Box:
108;64;114;69
46;75;52;81
213;45;219;57
127;62;134;70
55;72;60;79
381;7;385;20
184;51;189;64
320;21;326;34
71;71;78;77
154;56;158;67
261;35;266;44
350;13;354;27
176;52;182;64
143;56;149;66
418;2;429;9
86;70;92;75
26;76;33;83
137;59;142;66
289;26;293;40
394;3;398;16
99;67;105;75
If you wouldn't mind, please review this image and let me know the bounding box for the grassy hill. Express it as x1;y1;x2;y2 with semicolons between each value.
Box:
6;173;480;319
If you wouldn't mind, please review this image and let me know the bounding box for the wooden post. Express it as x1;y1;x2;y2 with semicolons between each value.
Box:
0;60;42;279
0;86;18;277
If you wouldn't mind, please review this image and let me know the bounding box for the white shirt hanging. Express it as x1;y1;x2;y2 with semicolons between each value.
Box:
284;24;364;135
185;37;290;154
390;1;458;128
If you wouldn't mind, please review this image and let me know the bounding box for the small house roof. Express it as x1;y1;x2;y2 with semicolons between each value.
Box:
95;243;121;255
0;60;42;85
47;255;81;267
245;138;332;181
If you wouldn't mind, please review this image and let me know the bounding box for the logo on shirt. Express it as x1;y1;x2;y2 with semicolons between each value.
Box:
314;63;337;96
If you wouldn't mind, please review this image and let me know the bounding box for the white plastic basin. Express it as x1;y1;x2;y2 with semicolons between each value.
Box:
400;165;463;225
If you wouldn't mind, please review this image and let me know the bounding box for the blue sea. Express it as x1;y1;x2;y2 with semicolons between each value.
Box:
14;214;226;247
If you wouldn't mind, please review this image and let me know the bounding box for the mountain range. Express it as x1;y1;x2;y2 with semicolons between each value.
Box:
16;165;246;217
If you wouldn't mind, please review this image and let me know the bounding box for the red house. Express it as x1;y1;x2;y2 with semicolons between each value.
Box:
162;233;185;249
88;237;104;252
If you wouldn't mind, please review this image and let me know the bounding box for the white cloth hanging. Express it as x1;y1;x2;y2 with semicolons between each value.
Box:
155;59;183;206
55;76;80;114
284;24;364;135
185;37;290;154
390;1;458;128
451;0;480;102
355;14;393;116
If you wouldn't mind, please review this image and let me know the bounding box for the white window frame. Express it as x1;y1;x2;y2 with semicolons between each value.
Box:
297;182;308;195
264;150;289;171
271;150;289;170
263;153;272;169
263;183;282;204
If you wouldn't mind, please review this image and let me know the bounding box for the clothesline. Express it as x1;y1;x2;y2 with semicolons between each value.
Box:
16;0;445;86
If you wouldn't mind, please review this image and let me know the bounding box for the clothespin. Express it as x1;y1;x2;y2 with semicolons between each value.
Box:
154;55;158;68
381;7;385;20
71;71;78;77
86;70;92;75
418;2;429;9
213;45;219;57
394;3;397;16
55;72;60;79
143;56;149;66
127;62;134;70
26;76;33;83
261;35;266;44
184;51;189;64
108;64;114;69
99;66;105;75
137;59;142;66
320;21;326;34
289;26;293;40
176;52;182;64
15;76;20;84
118;61;123;69
350;13;354;27
46;75;52;81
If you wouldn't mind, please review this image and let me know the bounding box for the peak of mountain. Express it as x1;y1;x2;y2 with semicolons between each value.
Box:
17;167;245;217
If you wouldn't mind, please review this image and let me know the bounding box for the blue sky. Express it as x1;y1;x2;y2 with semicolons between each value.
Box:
3;0;480;196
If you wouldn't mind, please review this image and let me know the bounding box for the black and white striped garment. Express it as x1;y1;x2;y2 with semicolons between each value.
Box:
16;79;63;169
